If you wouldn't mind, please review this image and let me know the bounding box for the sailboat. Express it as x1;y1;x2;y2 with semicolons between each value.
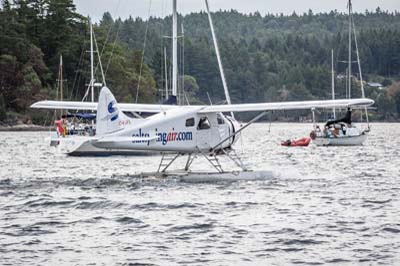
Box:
311;0;370;146
47;22;144;155
44;0;233;156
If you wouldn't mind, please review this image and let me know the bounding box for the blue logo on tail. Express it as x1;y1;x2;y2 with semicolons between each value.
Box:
108;101;119;121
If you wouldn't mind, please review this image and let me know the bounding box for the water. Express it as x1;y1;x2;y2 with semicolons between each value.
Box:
1;123;399;265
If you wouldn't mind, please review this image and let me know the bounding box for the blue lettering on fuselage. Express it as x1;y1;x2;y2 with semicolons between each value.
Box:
156;131;193;145
132;129;151;145
132;128;193;146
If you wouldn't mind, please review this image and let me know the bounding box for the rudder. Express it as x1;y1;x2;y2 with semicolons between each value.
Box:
96;87;131;136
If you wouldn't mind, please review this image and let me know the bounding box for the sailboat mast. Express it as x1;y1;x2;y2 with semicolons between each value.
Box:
205;0;231;105
205;0;234;118
59;55;63;102
347;0;352;99
164;46;169;100
331;49;336;119
172;0;178;97
59;55;63;116
90;22;94;103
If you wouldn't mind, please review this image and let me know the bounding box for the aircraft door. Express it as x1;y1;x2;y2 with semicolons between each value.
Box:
196;116;213;150
217;113;230;143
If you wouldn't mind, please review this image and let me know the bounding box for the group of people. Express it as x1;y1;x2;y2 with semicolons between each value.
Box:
55;118;95;137
315;108;353;138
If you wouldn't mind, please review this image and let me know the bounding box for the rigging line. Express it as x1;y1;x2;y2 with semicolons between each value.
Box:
74;72;83;102
92;30;107;88
182;23;185;104
334;13;347;100
98;0;122;66
43;110;49;128
93;30;106;87
93;0;121;79
348;0;352;99
81;49;91;102
73;73;80;101
352;14;369;128
82;25;96;103
181;0;185;105
69;47;85;100
55;70;60;102
351;19;364;98
103;0;124;77
135;0;153;103
160;0;166;100
104;21;122;77
268;111;272;133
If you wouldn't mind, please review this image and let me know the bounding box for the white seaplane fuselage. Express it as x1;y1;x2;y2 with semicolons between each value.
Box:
32;86;375;160
92;107;238;153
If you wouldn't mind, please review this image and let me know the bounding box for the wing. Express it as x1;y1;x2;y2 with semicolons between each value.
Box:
31;98;374;114
197;98;374;113
30;100;179;113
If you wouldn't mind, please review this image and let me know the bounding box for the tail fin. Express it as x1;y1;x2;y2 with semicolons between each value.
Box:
96;87;131;136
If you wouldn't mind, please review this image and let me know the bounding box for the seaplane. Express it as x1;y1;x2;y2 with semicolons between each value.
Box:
31;0;374;178
32;86;374;176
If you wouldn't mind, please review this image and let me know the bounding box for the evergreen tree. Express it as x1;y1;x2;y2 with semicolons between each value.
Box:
0;95;6;121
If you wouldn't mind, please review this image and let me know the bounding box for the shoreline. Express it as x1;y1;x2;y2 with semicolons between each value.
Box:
0;124;53;132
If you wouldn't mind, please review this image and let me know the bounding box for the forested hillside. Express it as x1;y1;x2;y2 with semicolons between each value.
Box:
1;1;400;124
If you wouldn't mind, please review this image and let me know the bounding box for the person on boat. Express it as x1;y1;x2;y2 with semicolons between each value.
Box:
55;118;65;137
342;107;352;125
325;107;352;128
62;118;67;136
340;123;347;135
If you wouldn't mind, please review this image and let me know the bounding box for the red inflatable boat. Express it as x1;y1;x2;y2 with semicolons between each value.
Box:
281;137;311;147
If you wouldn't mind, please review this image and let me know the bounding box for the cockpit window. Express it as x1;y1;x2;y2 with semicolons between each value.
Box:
217;114;225;125
185;118;195;127
197;117;211;130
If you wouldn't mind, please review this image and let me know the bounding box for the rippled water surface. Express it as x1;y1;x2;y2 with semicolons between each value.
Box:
1;123;400;265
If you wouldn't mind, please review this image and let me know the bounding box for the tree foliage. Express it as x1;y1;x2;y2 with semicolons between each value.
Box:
1;2;400;122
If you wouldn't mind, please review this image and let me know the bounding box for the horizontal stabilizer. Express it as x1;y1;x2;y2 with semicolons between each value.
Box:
90;136;158;149
93;136;158;144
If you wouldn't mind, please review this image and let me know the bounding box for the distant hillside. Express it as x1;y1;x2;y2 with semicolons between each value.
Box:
1;1;399;124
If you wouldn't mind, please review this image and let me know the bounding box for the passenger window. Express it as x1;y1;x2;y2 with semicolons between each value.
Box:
185;118;195;127
217;114;225;125
197;117;211;130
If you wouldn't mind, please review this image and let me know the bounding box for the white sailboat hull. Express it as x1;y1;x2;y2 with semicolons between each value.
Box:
313;132;367;146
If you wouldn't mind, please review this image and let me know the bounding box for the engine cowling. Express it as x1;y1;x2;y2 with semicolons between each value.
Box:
226;116;241;146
